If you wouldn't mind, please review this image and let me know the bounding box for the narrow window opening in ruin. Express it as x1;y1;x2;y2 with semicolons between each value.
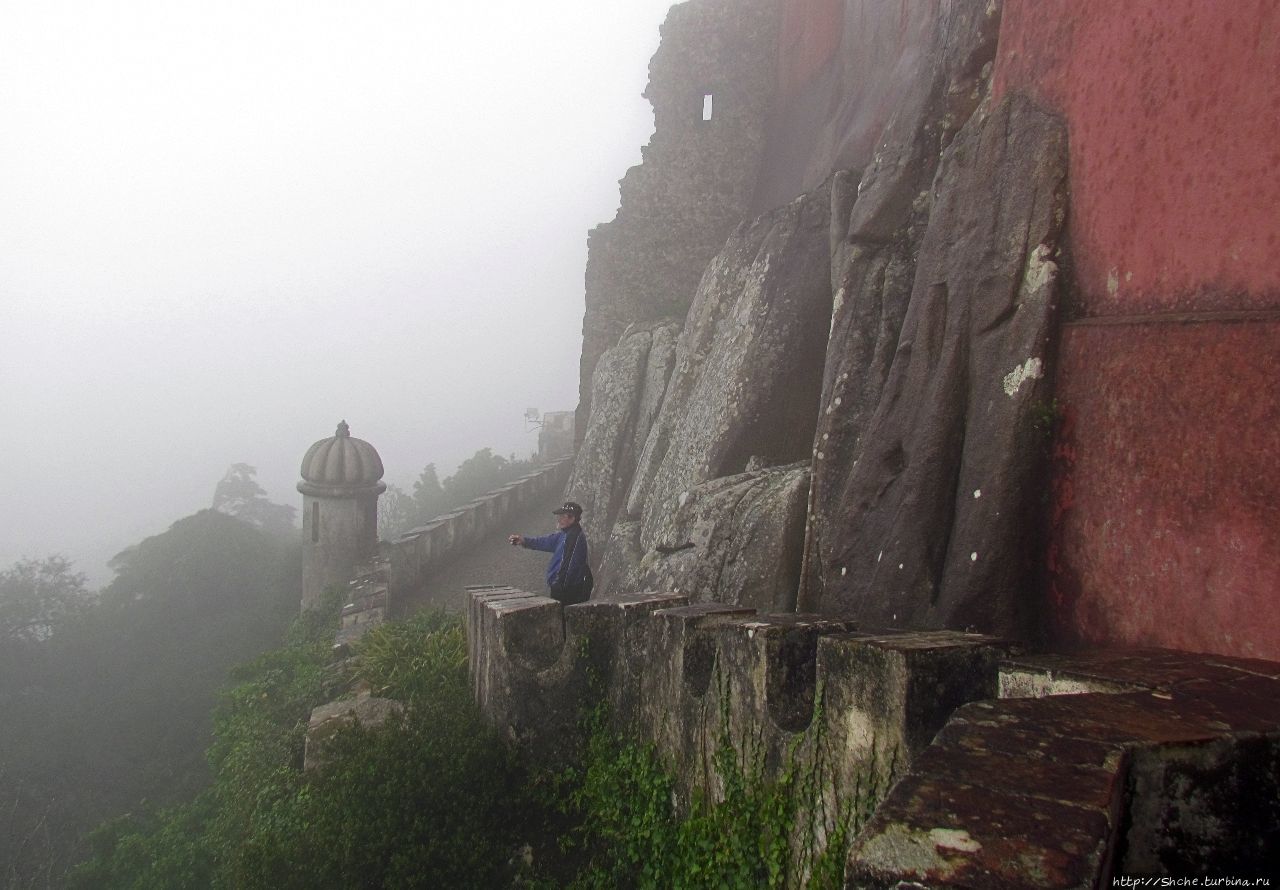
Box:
701;93;714;121
311;502;319;543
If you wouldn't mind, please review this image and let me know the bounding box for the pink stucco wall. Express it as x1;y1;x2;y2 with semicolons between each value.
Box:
995;0;1280;658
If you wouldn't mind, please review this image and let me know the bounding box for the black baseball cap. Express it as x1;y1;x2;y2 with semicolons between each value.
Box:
552;501;583;517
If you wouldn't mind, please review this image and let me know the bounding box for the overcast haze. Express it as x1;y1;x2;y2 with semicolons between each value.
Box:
1;0;676;585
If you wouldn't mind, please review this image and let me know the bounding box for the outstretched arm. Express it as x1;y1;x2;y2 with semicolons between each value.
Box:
514;532;559;552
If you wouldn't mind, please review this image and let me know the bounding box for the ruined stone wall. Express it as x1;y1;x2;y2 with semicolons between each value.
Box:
578;0;780;439
754;0;946;210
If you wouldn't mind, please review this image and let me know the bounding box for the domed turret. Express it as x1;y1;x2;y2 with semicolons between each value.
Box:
300;420;384;489
298;421;386;610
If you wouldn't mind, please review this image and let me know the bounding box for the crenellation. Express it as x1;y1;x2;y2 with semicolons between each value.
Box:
470;589;1014;818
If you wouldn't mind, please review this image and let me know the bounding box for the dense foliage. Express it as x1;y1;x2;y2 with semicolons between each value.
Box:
0;511;300;888
72;608;532;889
72;605;855;889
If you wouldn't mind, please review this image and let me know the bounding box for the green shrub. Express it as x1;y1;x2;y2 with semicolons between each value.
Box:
72;604;529;889
74;606;856;889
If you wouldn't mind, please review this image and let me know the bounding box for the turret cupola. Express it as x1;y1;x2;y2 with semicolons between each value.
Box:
300;420;385;491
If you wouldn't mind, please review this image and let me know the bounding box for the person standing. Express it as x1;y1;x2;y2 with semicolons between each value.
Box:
508;501;592;604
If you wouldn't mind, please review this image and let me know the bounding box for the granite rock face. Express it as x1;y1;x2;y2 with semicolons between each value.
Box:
608;462;810;611
800;94;1068;639
565;320;680;535
587;182;835;603
574;0;1068;641
628;184;834;541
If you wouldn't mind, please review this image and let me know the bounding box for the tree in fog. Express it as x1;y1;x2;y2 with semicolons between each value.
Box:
0;511;301;887
0;555;92;644
212;463;297;536
378;483;417;541
412;463;446;520
442;448;531;506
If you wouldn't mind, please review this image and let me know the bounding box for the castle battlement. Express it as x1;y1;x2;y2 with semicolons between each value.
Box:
467;587;1014;806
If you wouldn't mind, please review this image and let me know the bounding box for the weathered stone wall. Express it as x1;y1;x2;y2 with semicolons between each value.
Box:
469;588;1013;841
470;590;1280;885
578;0;780;439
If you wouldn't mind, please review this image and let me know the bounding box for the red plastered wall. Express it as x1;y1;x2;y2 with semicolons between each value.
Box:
994;0;1280;311
995;0;1280;658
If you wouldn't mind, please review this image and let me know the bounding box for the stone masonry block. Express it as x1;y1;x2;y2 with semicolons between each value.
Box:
304;690;405;772
820;631;1016;786
847;771;1117;890
850;648;1280;886
714;615;859;738
567;593;689;730
468;590;688;761
631;602;759;782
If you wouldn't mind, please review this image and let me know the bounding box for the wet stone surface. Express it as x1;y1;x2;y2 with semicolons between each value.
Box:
848;647;1280;886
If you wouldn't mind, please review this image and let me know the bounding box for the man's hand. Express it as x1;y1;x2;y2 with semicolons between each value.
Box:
508;534;523;547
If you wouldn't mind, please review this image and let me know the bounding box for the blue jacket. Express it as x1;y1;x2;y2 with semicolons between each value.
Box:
521;525;590;589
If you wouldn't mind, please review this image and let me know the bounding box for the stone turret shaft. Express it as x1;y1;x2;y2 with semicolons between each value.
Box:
298;420;385;610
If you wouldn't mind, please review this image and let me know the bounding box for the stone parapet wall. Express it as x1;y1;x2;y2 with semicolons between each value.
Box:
467;588;1013;818
303;459;575;768
385;457;573;611
469;589;1280;885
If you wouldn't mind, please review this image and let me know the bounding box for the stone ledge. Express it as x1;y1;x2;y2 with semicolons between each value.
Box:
849;649;1280;886
468;590;1015;825
848;771;1117;890
999;647;1280;699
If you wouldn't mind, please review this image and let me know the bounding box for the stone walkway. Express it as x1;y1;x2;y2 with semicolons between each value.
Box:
397;494;576;614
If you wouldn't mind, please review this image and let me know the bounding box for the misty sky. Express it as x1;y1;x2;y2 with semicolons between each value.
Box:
0;0;677;585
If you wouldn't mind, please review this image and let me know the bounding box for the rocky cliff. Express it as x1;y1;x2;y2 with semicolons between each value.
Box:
572;0;1067;641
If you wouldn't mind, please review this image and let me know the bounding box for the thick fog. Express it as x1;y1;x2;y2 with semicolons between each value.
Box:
0;1;677;584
